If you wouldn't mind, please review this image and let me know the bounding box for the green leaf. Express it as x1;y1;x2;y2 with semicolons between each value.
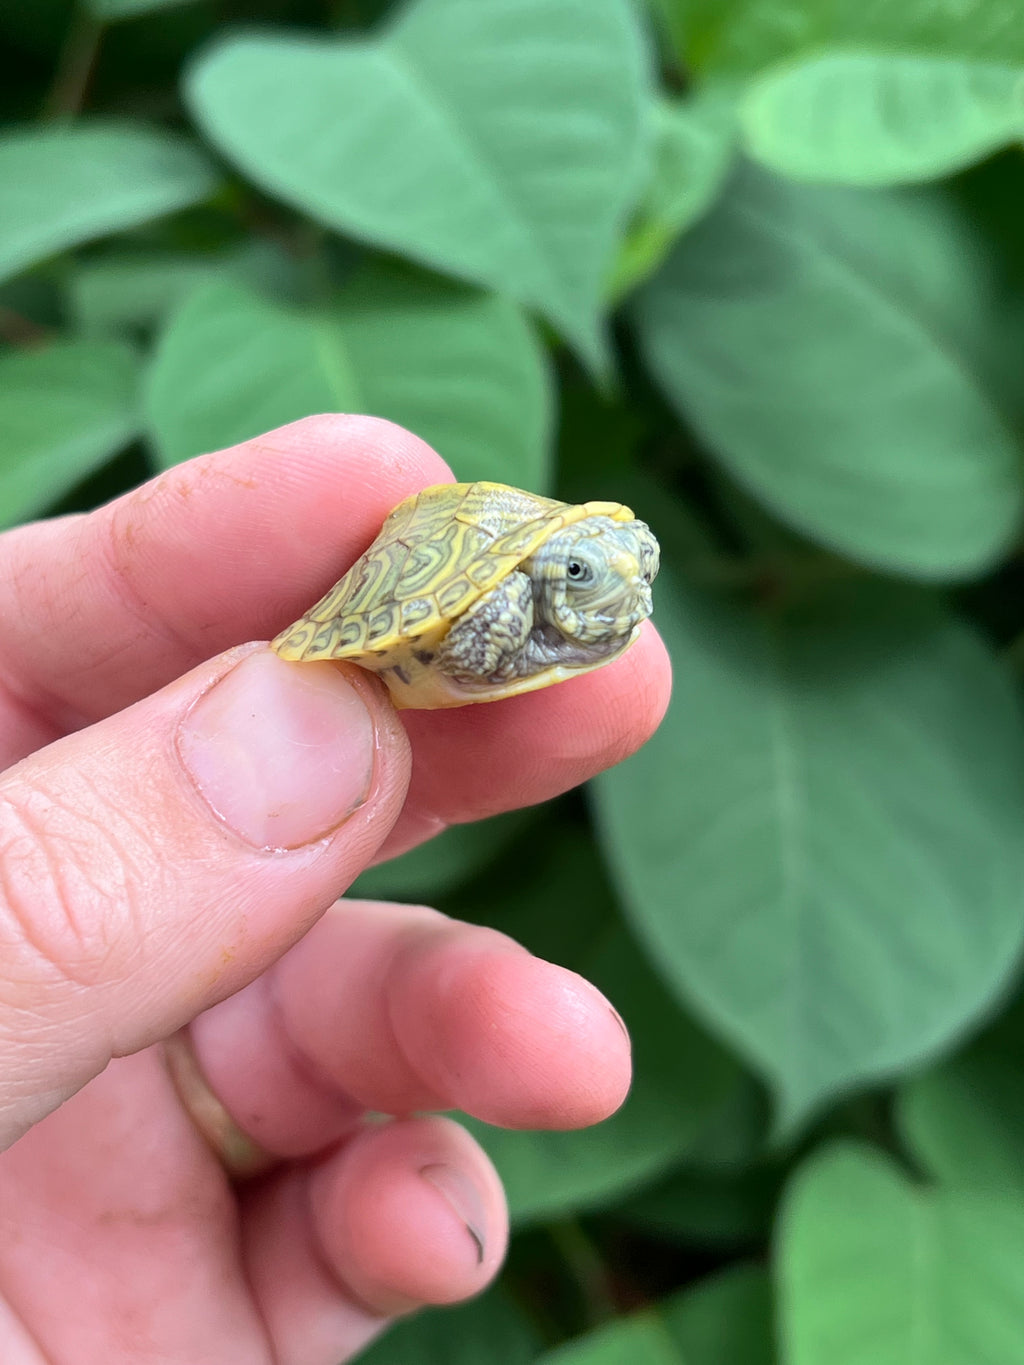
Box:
634;164;1023;579
539;1265;775;1365
69;243;296;338
593;571;1024;1130
146;271;552;487
359;1286;541;1365
641;0;690;69
896;1048;1024;1198
742;52;1024;186
622;1163;780;1247
681;1073;771;1171
677;0;1024;75
71;254;222;336
662;1265;775;1365
610;88;738;301
0;124;219;286
349;809;538;903
85;0;201;17
778;1142;1024;1365
184;0;654;373
538;1312;683;1365
0;340;140;528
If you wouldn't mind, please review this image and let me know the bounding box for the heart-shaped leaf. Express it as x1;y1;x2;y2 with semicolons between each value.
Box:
623;1163;780;1248
184;0;654;372
537;1265;774;1365
742;51;1024;186
663;1266;774;1365
610;88;737;301
0;124;219;286
358;1287;541;1365
779;1143;1024;1365
537;1314;683;1365
594;564;1024;1130
0;340;140;528
145;271;552;488
85;0;201;17
69;242;297;338
673;0;1024;75
350;809;537;903
634;164;1023;579
896;1048;1024;1199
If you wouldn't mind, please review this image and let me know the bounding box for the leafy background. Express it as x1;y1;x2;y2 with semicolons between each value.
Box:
4;0;1024;1359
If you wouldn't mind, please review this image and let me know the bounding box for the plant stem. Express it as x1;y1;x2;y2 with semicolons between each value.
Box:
43;7;103;120
0;308;54;348
547;1219;618;1329
1002;628;1024;676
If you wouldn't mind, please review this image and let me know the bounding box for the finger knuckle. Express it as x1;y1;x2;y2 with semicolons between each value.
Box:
0;776;146;994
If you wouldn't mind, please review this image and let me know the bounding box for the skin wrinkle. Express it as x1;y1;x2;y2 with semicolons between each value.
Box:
0;734;222;1021
239;1169;394;1365
0;998;95;1136
0;532;91;746
116;465;280;646
285;1171;390;1332
0;674;62;769
261;971;365;1133
363;912;448;1112
0;787;144;995
0;1291;57;1365
386;917;512;1106
1;535;134;741
231;1224;278;1365
97;507;206;682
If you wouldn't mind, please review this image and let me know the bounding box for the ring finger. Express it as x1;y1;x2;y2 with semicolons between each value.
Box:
0;1052;507;1365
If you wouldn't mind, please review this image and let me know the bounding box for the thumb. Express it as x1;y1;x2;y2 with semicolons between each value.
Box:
0;644;410;1148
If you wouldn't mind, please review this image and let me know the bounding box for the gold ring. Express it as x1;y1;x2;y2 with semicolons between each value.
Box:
162;1027;277;1179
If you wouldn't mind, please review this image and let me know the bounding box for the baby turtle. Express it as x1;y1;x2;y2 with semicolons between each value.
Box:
272;481;659;709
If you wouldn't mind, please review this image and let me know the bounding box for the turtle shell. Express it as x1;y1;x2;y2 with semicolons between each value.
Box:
272;480;634;662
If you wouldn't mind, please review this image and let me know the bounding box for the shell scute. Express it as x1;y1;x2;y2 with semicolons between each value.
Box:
401;521;466;595
366;603;400;642
399;596;435;630
488;514;554;559
436;575;475;616
466;557;507;589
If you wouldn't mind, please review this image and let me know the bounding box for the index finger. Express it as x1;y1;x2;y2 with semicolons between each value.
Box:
0;414;452;743
0;415;671;842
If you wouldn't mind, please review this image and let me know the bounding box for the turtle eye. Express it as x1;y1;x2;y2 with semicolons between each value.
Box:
566;557;593;584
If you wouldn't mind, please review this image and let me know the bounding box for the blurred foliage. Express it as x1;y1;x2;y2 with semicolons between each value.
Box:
5;0;1024;1358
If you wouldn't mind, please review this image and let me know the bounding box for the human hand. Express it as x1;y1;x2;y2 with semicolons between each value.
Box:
0;415;671;1365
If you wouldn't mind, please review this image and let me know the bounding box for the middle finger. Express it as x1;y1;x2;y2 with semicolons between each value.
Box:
186;899;633;1160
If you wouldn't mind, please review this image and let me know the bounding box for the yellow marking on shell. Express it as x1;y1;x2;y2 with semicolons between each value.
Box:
400;595;435;629
366;603;400;642
436;575;474;616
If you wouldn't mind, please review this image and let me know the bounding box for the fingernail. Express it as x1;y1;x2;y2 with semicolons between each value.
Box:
178;651;375;850
420;1163;487;1265
609;1004;630;1041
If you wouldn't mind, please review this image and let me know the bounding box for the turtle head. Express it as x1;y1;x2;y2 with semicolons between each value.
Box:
529;516;660;651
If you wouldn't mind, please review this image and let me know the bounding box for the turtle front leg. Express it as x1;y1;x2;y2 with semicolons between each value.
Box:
437;571;534;684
